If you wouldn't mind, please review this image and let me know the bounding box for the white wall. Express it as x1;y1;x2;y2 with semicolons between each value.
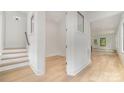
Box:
46;13;66;57
116;16;123;53
92;33;115;50
4;12;27;49
27;12;46;75
66;12;91;76
57;18;66;56
28;12;66;75
116;13;124;64
46;20;59;57
0;12;2;57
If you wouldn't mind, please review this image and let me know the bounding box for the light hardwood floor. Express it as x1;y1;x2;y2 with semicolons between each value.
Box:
0;51;124;82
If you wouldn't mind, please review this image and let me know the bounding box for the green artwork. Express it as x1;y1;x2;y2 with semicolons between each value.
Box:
100;38;106;46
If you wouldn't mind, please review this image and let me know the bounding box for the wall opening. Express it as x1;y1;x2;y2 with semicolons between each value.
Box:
45;12;66;75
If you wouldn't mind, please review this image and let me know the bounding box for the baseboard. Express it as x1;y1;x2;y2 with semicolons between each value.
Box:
29;63;45;76
46;52;65;57
118;52;124;64
67;61;91;76
93;48;116;52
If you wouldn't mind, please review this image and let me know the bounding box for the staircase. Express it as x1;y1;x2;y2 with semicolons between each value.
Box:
0;48;29;72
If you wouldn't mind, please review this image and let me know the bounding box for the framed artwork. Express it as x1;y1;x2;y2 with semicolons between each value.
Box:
77;11;84;32
100;38;106;46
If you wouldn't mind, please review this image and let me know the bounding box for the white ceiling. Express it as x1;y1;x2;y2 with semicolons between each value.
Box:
91;13;121;33
46;11;123;35
87;11;123;36
24;11;123;36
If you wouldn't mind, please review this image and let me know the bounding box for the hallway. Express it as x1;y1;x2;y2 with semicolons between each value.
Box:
0;51;124;82
72;51;124;81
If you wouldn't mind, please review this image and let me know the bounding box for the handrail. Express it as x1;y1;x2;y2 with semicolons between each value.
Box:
25;32;30;46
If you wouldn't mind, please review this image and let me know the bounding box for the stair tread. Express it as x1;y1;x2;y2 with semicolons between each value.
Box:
4;48;26;50
1;57;28;64
2;52;27;56
2;49;27;54
0;62;29;72
0;61;28;67
0;48;29;72
1;53;28;59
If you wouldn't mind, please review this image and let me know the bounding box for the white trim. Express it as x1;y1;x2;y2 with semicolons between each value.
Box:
46;52;65;57
93;48;115;52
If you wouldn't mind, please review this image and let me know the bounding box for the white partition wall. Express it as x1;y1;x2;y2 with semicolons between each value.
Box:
116;13;124;64
27;12;46;75
0;12;2;56
66;12;91;76
27;11;90;76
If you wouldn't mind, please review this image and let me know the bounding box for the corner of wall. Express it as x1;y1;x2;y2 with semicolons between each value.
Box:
67;60;91;76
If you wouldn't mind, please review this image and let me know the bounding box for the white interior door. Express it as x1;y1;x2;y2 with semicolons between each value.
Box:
66;11;91;76
5;12;27;49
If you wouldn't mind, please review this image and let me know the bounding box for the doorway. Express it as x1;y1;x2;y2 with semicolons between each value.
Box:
45;12;67;76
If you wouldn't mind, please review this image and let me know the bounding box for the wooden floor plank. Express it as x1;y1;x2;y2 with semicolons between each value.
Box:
0;52;124;82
